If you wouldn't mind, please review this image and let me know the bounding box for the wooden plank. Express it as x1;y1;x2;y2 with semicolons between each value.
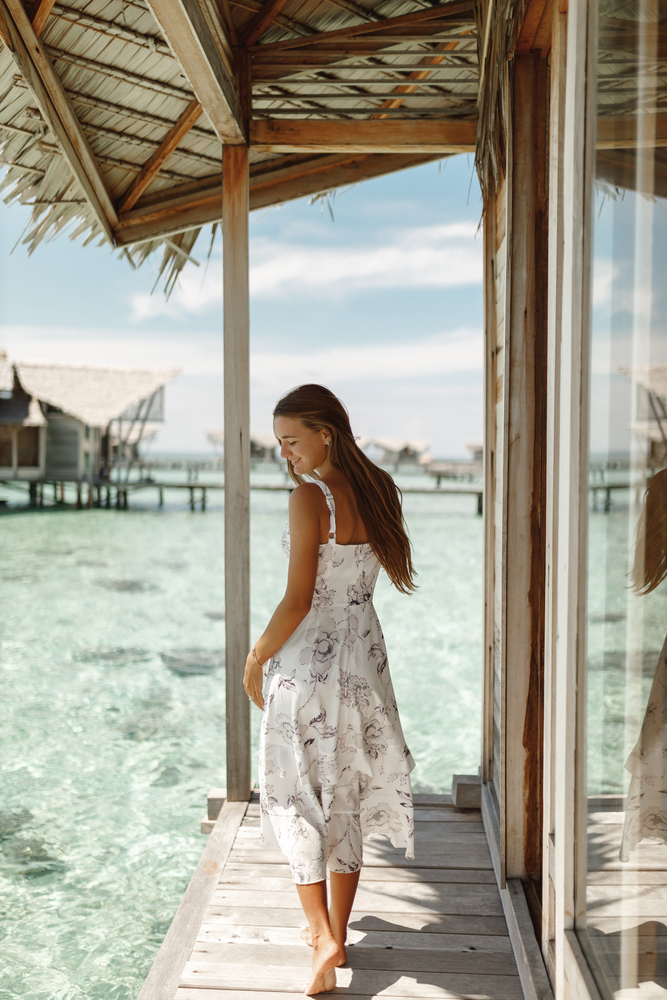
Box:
223;143;251;802
214;878;501;902
117;99;203;213
222;862;495;882
197;924;513;951
1;0;117;243
202;906;510;935
241;0;291;45
136;800;248;1000
190;941;519;976
179;965;525;997
209;888;504;916
145;0;244;143
227;848;494;869
250;2;474;51
249;118;477;153
31;0;56;36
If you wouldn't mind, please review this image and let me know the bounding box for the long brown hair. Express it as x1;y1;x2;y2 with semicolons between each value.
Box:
274;384;417;593
630;467;667;595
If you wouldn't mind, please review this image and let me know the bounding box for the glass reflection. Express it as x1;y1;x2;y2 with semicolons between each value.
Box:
582;0;667;995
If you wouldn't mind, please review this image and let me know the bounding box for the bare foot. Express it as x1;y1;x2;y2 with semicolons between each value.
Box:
300;927;346;966
304;937;343;995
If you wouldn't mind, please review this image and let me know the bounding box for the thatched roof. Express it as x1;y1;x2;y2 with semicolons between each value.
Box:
14;360;179;426
0;349;11;391
621;365;667;402
0;0;478;291
0;389;47;424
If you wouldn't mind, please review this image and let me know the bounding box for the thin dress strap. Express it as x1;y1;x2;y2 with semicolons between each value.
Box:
314;480;336;543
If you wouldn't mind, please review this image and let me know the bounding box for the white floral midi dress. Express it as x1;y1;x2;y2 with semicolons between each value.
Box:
258;479;415;884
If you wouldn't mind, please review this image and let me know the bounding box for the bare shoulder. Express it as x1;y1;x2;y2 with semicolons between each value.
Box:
289;482;327;517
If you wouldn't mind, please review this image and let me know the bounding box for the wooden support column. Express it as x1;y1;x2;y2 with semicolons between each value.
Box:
504;49;548;882
223;143;251;802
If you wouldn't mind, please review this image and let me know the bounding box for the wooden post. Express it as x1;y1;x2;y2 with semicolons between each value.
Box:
504;50;549;883
223;143;251;802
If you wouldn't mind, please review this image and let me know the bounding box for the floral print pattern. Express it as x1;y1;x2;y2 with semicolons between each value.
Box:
621;635;667;861
259;480;415;884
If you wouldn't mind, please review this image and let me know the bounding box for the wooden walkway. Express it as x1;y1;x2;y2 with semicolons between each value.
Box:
141;792;524;1000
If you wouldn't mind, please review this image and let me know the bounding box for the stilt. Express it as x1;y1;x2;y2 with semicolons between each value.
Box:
53;482;58;502
201;487;206;511
189;486;195;511
105;487;111;507
477;492;483;517
223;143;251;802
158;486;164;507
29;482;37;506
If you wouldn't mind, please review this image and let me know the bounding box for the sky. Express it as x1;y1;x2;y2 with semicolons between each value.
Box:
0;153;484;457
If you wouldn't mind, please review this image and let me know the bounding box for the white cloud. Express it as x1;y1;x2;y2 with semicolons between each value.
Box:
130;222;482;321
251;328;482;388
592;258;616;309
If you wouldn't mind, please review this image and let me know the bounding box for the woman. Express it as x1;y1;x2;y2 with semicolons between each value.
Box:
243;384;416;995
620;467;667;861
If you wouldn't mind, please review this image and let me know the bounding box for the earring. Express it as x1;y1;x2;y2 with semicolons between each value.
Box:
325;440;330;447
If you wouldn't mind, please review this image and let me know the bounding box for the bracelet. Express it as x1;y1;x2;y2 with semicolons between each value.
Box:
251;645;266;668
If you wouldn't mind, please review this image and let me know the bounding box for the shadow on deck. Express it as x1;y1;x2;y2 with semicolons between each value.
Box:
139;793;523;1000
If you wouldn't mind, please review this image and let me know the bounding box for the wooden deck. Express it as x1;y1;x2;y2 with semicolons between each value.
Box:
141;792;525;1000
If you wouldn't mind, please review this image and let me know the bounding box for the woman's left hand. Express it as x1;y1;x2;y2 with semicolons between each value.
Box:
243;652;265;710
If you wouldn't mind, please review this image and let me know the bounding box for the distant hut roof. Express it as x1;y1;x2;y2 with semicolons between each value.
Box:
14;360;179;427
0;390;47;425
0;350;11;391
0;0;478;291
621;365;667;402
373;436;431;453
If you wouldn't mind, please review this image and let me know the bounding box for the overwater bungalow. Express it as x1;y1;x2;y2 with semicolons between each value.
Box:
0;357;179;483
0;0;664;995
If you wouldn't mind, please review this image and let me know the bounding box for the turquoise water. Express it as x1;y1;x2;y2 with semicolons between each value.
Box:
0;475;483;1000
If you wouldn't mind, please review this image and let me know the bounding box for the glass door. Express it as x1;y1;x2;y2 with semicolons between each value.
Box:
580;2;667;995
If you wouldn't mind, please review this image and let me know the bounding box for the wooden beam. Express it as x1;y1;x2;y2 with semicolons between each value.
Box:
145;0;245;143
31;0;56;36
249;149;444;207
240;0;291;46
250;1;474;52
1;0;117;243
596;113;667;149
515;0;548;55
249;117;476;152
223;144;251;803
117;99;203;213
114;151;445;244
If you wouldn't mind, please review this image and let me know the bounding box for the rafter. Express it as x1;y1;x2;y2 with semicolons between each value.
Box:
249;1;474;52
113;150;446;244
240;0;292;46
145;0;245;143
31;0;57;36
249;116;476;151
117;99;203;212
1;0;117;242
